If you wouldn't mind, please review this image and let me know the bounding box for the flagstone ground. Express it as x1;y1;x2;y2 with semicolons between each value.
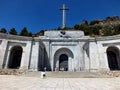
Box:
0;75;120;90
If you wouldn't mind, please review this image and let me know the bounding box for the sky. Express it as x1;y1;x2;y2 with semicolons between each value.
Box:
0;0;120;34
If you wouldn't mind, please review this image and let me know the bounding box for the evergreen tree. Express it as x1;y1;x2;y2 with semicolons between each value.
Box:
28;32;32;37
39;30;44;36
9;28;17;35
0;28;7;33
74;24;80;30
19;27;29;36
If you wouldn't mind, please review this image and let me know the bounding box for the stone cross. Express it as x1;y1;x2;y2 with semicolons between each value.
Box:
59;4;69;29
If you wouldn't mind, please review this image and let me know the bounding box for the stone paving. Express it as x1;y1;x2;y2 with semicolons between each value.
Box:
0;75;120;90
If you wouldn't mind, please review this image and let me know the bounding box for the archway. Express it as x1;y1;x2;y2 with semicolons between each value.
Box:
59;54;68;71
8;46;23;69
54;48;74;71
107;46;119;70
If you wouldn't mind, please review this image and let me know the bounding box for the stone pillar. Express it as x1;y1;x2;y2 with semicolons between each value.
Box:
29;42;39;71
89;42;99;72
20;42;31;70
97;44;110;71
4;50;10;69
0;40;8;68
83;50;90;71
69;57;72;71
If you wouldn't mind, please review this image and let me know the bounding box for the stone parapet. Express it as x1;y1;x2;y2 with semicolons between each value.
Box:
44;30;85;38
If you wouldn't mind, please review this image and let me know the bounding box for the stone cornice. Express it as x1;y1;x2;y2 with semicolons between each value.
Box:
0;33;32;41
0;33;41;42
1;32;120;42
95;35;120;41
41;37;91;42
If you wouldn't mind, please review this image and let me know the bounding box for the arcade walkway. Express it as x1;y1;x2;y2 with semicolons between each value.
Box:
0;75;120;90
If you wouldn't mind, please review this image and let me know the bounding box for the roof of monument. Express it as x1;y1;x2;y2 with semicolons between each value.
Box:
1;31;120;42
95;35;120;41
0;33;32;41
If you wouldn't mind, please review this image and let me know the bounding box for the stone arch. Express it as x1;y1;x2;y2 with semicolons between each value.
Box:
54;48;74;71
8;46;23;69
106;46;120;70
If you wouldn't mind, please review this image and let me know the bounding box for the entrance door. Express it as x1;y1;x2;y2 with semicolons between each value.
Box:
59;54;68;71
8;46;23;69
107;47;119;70
107;51;119;70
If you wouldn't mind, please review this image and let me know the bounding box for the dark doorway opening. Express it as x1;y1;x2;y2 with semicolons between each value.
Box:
8;46;23;69
59;54;68;71
107;47;119;70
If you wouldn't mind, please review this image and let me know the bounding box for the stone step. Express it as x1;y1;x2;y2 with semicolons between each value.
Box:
1;69;120;78
23;71;111;78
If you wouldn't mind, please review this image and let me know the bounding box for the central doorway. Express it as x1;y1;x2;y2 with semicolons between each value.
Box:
54;48;74;71
59;54;68;71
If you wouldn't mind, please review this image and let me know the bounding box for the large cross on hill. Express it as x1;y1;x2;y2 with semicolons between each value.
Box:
59;4;69;29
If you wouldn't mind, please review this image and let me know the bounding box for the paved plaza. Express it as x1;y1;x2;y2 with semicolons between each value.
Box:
0;75;120;90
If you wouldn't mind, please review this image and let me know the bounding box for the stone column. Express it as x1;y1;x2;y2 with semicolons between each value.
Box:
89;42;99;72
29;42;39;71
4;50;10;69
0;40;8;69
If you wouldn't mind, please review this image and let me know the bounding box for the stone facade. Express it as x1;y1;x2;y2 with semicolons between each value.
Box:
0;30;120;72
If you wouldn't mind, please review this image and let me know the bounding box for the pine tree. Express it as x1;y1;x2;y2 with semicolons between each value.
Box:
19;27;29;36
9;28;17;35
0;28;7;33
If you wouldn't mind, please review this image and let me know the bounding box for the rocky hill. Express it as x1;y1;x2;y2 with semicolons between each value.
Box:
90;16;120;26
74;16;120;36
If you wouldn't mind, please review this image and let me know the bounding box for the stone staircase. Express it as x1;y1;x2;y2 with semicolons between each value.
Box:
0;69;120;78
23;71;110;78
